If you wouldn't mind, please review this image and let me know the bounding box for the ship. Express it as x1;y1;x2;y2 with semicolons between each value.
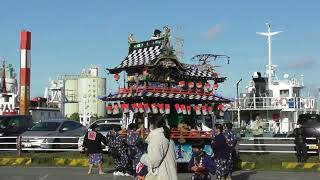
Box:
228;23;319;136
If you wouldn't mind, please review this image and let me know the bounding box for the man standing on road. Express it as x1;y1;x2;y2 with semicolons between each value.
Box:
83;124;108;175
211;124;228;180
251;114;265;153
293;127;307;162
224;123;238;180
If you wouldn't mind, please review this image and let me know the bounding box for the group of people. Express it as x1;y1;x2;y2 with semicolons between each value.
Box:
82;115;178;180
82;116;238;180
189;123;238;180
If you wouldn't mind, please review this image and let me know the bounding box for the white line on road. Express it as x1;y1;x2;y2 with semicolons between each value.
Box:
39;174;49;180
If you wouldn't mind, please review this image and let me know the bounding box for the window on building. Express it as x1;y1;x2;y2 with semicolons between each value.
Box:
293;88;300;97
280;89;289;97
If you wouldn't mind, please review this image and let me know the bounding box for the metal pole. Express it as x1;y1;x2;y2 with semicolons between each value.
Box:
237;79;242;126
318;137;320;160
17;136;21;156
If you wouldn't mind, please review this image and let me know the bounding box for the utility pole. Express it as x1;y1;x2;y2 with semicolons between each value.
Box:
237;78;242;126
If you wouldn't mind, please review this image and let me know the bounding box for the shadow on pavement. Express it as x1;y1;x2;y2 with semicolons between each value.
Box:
232;171;257;180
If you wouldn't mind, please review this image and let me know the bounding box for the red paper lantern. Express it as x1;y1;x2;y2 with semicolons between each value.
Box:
188;82;194;89
205;82;210;89
217;104;225;111
143;68;149;76
214;83;219;90
114;73;120;81
180;104;186;115
196;82;203;89
186;105;192;115
178;81;185;87
165;104;170;114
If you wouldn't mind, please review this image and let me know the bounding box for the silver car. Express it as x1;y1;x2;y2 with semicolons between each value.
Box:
21;119;87;149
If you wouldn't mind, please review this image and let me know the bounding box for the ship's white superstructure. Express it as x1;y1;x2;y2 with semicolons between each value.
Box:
230;23;319;135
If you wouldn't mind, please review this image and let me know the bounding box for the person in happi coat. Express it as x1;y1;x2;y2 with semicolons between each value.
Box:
82;124;108;175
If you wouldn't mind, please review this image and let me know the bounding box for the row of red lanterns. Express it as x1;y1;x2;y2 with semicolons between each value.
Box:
106;103;224;115
113;68;149;82
114;73;219;91
179;81;219;90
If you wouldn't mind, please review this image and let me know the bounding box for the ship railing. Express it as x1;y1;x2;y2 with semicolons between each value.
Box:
236;121;298;135
232;97;313;110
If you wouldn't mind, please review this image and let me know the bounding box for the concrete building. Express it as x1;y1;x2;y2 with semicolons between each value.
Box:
46;65;106;125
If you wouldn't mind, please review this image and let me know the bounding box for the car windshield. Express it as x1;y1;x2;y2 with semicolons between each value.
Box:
30;122;61;131
90;123;120;132
302;118;320;125
0;116;24;129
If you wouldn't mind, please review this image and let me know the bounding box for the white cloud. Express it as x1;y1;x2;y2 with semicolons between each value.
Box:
285;58;315;70
202;23;224;41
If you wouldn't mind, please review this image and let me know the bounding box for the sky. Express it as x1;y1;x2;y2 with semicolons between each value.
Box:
0;0;320;98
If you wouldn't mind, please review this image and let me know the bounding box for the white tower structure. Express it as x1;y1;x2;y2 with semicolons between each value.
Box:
257;23;282;88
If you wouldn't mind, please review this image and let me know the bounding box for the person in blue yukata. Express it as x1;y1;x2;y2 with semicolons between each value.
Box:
224;123;238;180
127;123;144;177
211;123;229;180
189;139;216;180
106;126;130;177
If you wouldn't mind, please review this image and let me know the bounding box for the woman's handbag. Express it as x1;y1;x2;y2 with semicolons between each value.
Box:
145;141;170;180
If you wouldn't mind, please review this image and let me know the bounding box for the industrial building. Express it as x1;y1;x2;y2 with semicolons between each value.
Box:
46;65;106;125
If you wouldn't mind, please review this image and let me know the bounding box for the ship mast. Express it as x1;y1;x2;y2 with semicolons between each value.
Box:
257;23;282;88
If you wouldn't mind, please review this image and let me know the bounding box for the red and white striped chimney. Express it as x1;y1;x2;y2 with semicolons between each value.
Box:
19;30;31;115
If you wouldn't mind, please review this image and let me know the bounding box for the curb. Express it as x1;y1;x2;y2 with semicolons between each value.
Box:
240;162;255;169
0;158;32;166
54;158;88;167
282;162;320;171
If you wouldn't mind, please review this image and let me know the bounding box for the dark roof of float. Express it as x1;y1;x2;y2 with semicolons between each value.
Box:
108;38;164;73
107;38;223;80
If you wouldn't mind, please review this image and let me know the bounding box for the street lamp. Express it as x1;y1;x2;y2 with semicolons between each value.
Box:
236;78;242;126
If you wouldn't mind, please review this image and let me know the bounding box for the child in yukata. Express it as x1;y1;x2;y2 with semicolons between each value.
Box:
189;139;216;180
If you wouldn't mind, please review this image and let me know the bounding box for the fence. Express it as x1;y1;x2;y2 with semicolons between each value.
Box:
0;136;87;156
0;136;319;159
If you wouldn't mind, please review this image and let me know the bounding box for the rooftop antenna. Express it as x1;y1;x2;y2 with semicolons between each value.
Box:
174;25;184;61
257;22;282;88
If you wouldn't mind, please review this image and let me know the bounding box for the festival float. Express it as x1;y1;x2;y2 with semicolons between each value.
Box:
99;26;232;162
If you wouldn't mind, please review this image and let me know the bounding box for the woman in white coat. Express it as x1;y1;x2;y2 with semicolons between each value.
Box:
140;115;178;180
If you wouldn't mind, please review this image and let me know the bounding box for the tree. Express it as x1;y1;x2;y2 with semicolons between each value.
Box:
70;113;80;121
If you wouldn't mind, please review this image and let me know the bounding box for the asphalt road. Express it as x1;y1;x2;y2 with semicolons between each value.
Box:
0;166;318;180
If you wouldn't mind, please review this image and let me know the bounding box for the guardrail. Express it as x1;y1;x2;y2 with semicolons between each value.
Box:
238;137;320;158
0;136;319;159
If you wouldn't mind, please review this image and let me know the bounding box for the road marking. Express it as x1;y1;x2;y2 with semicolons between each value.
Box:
39;174;49;180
